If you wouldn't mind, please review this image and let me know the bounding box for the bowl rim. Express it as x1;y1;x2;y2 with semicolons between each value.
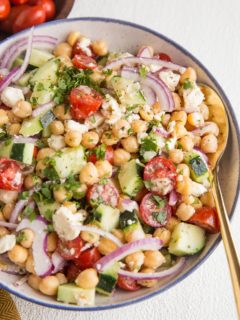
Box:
0;16;240;312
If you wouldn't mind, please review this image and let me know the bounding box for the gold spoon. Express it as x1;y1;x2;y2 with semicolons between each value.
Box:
201;84;240;316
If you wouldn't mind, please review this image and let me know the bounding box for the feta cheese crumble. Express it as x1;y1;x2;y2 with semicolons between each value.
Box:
1;87;24;108
0;235;16;254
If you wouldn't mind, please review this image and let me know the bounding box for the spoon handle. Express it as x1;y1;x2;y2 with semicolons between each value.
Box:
212;173;240;316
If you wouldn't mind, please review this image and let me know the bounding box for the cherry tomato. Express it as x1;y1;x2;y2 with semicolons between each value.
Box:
134;186;148;202
57;237;84;260
144;157;177;196
33;146;38;159
12;5;46;33
0;4;29;33
87;182;119;208
0;0;10;20
0;158;23;191
70;86;103;120
88;145;114;165
73;247;101;270
73;54;97;70
188;207;219;234
66;262;80;281
72;40;92;57
29;0;55;20
117;275;141;291
140;192;171;227
11;0;29;5
158;52;172;62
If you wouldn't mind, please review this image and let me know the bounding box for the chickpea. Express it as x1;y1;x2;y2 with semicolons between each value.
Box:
139;109;154;122
199;103;209;120
192;135;201;147
171;111;187;125
54;42;72;58
113;148;131;166
0;109;9;126
50;120;64;135
47;232;58;252
53;104;71;120
180;67;197;84
67;31;80;46
0;211;4;221
203;122;219;136
181;195;195;205
95;160;112;178
8;244;28;265
131;119;148;133
173;122;187;139
200;134;218;153
2;203;15;220
90;70;105;82
169;149;184;164
25;254;35;274
81;225;100;244
28;274;41;291
179;135;194;151
176;203;195;221
7;123;21;135
81;131;99;149
63;201;77;213
137;268;158;287
39;276;59;296
121;136;139;153
200;190;215;208
152;102;161;114
125;251;144;271
24;174;41;190
176;164;190;177
153;228;171;246
79;163;99;185
191;198;203;209
101;131;119;146
166;216;180;231
0;227;9;237
37;148;55;161
143;250;165;269
187;112;204;128
53;187;70;203
124;228;145;243
111;229;125;243
172;92;182;110
91;40;108;56
112;119;131;139
0;190;18;204
98;237;118;255
35;160;47;178
64;130;82;147
162;113;171;127
7;110;21;123
176;176;192;195
75;268;99;289
56;273;68;285
12;101;32;118
19;229;34;249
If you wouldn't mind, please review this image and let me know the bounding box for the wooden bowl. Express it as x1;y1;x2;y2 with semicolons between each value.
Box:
0;0;75;41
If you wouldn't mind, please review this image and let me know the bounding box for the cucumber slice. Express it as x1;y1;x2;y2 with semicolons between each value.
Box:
57;284;95;305
29;58;59;85
35;200;59;221
20;116;43;137
96;262;120;296
40;111;56;128
94;204;120;232
10;143;34;165
168;222;206;256
30;81;55;105
29;49;54;67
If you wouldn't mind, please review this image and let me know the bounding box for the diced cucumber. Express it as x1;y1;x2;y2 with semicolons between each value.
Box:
29;49;54;67
20;116;43;137
119;210;145;241
39;111;55;128
184;152;209;184
0;141;34;165
12;57;23;67
29;58;59;85
35;200;59;221
118;159;144;197
168;222;206;256
0;140;13;158
42;126;51;138
94;204;120;232
16;70;36;87
96;262;120;296
110;76;145;107
30;81;55;105
57;283;95;306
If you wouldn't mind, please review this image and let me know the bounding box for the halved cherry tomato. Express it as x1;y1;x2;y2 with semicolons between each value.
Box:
117;275;141;291
73;54;97;70
0;0;10;20
158;52;172;62
188;207;219;234
0;158;23;191
144;157;177;196
66;262;80;281
73;247;101;270
12;5;46;33
29;0;55;20
87;182;119;208
70;86;103;120
0;4;29;33
10;0;29;5
57;237;84;260
88;145;114;165
72;40;92;57
140;192;171;227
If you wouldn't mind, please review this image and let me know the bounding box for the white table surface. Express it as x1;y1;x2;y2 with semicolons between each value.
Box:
12;0;240;319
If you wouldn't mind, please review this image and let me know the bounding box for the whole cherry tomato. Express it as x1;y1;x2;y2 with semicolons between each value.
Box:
0;5;29;33
117;275;141;291
10;0;29;5
57;237;84;260
73;54;97;70
0;0;10;20
188;207;220;234
29;0;55;20
0;158;23;191
73;247;101;270
12;5;46;33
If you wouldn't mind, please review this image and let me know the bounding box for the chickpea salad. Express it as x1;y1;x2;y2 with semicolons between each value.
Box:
0;29;221;306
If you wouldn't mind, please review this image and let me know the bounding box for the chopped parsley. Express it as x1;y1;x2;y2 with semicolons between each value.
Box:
22;206;37;222
46;224;54;233
19;191;30;200
0;127;11;142
103;69;113;76
89;144;106;161
152;211;167;224
152;195;166;209
139;65;148;78
16;231;26;243
140;137;158;156
183;78;194;90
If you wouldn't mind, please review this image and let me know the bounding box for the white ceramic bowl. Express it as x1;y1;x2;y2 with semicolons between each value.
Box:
0;17;239;311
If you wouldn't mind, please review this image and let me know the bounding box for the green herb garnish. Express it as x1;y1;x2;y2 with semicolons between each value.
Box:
183;78;194;89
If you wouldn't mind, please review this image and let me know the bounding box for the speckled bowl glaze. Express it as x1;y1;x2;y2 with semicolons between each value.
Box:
0;17;239;311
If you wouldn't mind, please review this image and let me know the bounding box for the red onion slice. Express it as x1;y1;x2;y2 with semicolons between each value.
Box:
95;238;163;272
118;257;185;280
137;46;153;58
168;189;178;206
13;136;37;144
32;101;56;118
0;67;20;92
154;127;170;138
105;56;186;73
0;221;18;229
9;190;34;223
16;217;53;276
141;85;156;105
0;257;26;275
51;251;67;274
